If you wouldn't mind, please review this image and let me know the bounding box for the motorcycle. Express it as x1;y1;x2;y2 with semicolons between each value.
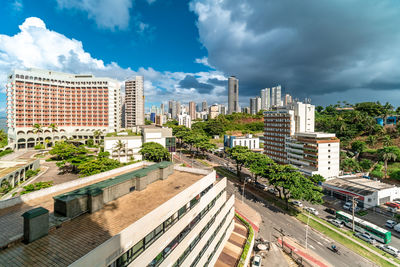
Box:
328;245;341;255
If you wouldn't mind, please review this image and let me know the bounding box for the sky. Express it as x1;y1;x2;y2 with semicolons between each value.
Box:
1;0;400;114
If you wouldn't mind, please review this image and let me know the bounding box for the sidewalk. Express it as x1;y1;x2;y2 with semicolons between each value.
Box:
278;237;331;267
234;199;262;232
304;214;399;267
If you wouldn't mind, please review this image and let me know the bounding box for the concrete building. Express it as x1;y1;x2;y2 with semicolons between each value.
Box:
178;114;192;128
271;86;282;107
0;159;40;189
250;98;257;115
209;104;219;119
125;76;144;128
323;177;400;208
104;127;175;162
6;68;121;150
219;105;227;115
228;76;240;114
0;162;235;267
284;94;293;106
202;101;208;113
168;100;177;119
121;96;126;129
176;101;181;117
261;88;271;110
293;102;315;133
189;101;196;120
196;112;208;120
160;103;165;115
224;134;260;150
286;132;340;178
155;114;167;126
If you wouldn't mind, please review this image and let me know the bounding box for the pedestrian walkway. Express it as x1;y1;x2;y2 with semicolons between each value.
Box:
215;217;248;267
278;237;331;267
234;199;262;232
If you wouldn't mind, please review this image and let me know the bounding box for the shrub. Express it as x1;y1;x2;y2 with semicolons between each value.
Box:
389;169;400;180
34;144;45;150
359;159;373;171
0;149;13;158
26;169;40;179
20;181;53;195
236;213;254;267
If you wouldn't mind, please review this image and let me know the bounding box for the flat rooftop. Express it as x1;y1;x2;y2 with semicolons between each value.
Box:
295;132;336;138
0;168;205;266
0;159;35;177
324;177;395;196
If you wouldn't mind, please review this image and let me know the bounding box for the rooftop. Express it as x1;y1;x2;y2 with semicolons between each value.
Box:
295;132;336;138
0;159;35;177
0;167;205;266
323;177;396;196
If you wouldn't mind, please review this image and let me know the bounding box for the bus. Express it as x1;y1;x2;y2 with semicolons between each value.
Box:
336;211;391;244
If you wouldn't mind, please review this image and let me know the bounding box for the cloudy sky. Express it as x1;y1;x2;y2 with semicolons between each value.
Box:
1;0;400;112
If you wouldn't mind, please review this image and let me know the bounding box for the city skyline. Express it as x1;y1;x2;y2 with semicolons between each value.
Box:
1;1;400;113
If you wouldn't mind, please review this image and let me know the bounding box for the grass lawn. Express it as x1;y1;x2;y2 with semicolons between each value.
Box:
297;213;400;267
388;162;400;172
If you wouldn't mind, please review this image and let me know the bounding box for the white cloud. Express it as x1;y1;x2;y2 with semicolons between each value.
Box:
55;0;133;30
146;0;156;4
0;17;227;108
12;0;23;12
195;57;214;68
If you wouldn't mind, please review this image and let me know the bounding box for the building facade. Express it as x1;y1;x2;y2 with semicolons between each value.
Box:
228;76;240;114
178;114;192;128
189;101;196;120
224;134;260;150
285;132;340;178
209;104;219;119
6;68;121;150
284;94;293;107
261;88;271;110
271;86;282;107
125;76;144;128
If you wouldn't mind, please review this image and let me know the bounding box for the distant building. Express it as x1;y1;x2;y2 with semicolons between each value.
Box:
178;114;192;128
160;103;165;115
261;88;271;110
224;134;260;150
176;101;181;117
209;104;219;119
219;105;227;115
242;107;250;114
155;114;167;126
104;127;175;162
284;94;293;106
189;101;196;120
169;100;177;119
250;98;257;115
196;111;208;120
286;132;340;178
202;101;208;112
228;76;240;114
271;85;282;107
150;113;156;123
125;76;144;128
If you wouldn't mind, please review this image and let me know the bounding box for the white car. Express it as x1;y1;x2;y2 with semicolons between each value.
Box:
292;200;303;207
377;244;399;257
355;232;376;244
385;220;397;229
329;219;344;228
304;207;319;216
343;202;352;210
252;255;262;267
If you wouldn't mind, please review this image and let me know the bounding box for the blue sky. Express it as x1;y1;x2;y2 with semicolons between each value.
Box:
1;0;400;113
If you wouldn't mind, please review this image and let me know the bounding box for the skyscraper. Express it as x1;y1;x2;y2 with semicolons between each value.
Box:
125;76;144;127
250;98;257;115
271;85;282;107
228;76;240;114
261;88;270;110
176;101;181;117
189;101;196;120
284;94;293;106
202;101;208;112
160;103;165;114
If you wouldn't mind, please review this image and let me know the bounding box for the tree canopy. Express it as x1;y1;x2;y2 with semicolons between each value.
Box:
140;142;170;162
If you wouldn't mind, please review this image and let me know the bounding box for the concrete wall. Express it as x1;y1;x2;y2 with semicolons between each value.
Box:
0;161;150;210
71;172;223;267
0;159;40;188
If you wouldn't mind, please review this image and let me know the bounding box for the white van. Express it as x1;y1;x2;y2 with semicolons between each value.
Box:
343;202;352;210
394;223;400;233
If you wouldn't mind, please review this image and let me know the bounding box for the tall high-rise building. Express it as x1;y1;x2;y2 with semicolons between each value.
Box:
176;101;181;117
6;68;121;150
121;96;126;129
160;103;165;115
284;94;293;106
168;100;177;119
271;85;282;107
228;76;240;114
256;97;262;113
202;101;208;112
261;88;270;110
189;101;196;120
250;98;257;115
125;76;144;127
209;104;220;119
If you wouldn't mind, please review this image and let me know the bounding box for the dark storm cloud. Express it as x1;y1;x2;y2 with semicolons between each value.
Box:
191;0;400;100
207;78;226;86
179;74;214;94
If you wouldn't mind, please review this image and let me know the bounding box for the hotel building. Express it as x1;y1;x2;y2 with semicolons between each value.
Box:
0;162;235;267
286;132;340;178
125;76;144;128
6;68;121;149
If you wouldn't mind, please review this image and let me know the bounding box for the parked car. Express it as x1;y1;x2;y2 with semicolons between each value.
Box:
377;244;399;257
325;208;336;215
343;202;352;210
385;202;400;209
349;206;361;213
254;182;267;190
304;207;319;216
252;255;262;267
394;223;400;233
329;219;344;228
355;232;376;244
385;220;397;229
292;200;303;207
268;187;278;195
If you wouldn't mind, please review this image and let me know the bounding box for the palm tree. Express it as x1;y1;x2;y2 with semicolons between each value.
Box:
93;130;102;145
33;123;42;146
383;135;393;147
113;140;126;162
382;152;397;178
48;123;57;146
366;135;377;147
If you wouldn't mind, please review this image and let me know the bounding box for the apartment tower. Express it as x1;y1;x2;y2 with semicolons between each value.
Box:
125;76;144;127
261;88;270;110
6;68;120;150
189;101;196;120
228;76;240;114
271;85;282;107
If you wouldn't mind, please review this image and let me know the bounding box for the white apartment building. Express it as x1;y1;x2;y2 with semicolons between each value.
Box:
261;88;271;110
286;132;340;178
271;85;282;107
0;162;235;267
104;127;176;162
6;68;120;150
293;101;315;133
224;134;260;150
125;76;144;127
178;114;192;128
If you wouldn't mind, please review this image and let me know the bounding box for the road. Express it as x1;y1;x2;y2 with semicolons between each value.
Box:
225;179;377;267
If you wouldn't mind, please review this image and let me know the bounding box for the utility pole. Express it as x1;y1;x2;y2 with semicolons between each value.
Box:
352;196;358;233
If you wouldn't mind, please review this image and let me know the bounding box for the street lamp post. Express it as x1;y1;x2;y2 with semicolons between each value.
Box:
305;211;310;250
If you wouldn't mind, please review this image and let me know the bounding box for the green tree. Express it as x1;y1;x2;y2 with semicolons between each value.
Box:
93;129;102;145
0;129;7;148
379;147;399;178
227;146;250;179
33;123;42;145
340;158;361;172
48;123;57;146
78;157;121;177
245;153;274;183
49;141;90;173
316;106;324;113
309;174;325;185
366;135;377;147
382;135;393;147
113;140;126;162
359;159;373;171
351;140;366;154
140;142;170;162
